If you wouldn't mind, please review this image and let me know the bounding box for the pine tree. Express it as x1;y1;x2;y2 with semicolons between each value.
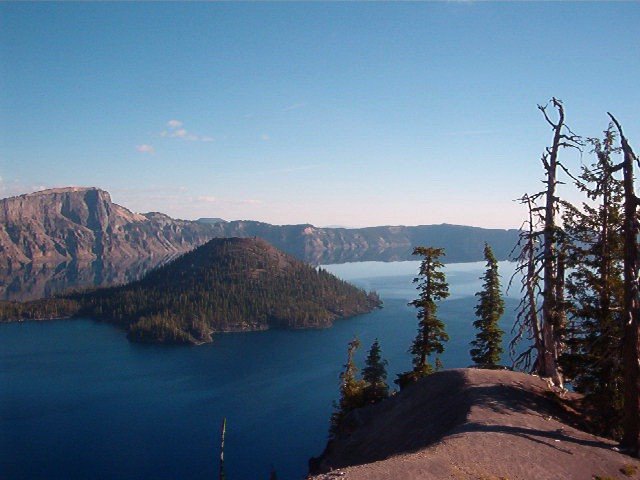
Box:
397;246;449;388
608;114;640;455
362;339;389;404
330;337;366;436
560;125;624;439
470;243;505;367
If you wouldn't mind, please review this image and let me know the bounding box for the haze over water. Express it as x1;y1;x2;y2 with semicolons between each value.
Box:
1;261;519;479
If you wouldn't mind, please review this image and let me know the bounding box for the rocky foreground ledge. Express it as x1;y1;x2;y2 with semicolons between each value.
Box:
309;368;639;480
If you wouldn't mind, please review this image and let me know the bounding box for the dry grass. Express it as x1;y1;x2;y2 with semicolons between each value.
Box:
620;464;639;477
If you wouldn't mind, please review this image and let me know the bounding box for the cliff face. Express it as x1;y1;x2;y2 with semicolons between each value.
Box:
204;221;520;265
0;187;521;300
0;188;520;271
309;369;636;480
0;187;214;269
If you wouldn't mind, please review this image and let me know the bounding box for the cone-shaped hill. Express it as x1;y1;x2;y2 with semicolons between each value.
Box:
0;238;381;344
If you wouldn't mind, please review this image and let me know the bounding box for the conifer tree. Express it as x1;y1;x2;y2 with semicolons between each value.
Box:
560;125;624;439
397;247;449;388
330;337;366;436
470;243;505;367
362;339;389;404
608;114;640;456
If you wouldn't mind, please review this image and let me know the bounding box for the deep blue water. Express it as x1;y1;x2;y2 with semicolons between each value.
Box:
1;261;518;480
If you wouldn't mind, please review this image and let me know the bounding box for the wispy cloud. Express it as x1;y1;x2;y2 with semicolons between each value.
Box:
0;175;52;198
260;134;270;141
111;186;189;196
96;185;271;223
112;186;264;214
239;199;263;205
196;194;262;206
136;144;155;154
160;120;213;142
283;102;307;112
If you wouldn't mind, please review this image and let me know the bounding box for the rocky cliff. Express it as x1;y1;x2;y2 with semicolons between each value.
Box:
0;187;214;269
204;221;520;265
0;187;520;300
0;187;520;271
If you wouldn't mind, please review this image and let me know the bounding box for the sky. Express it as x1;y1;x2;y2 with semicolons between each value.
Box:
1;2;639;229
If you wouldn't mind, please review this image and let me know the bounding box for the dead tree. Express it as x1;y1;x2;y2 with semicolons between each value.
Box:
220;417;227;480
534;98;581;386
510;193;544;373
608;113;640;455
511;99;580;383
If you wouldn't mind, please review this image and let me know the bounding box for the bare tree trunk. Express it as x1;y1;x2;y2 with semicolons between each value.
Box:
555;248;567;355
525;197;544;372
540;98;565;386
220;417;227;480
609;113;640;455
512;99;578;381
511;193;544;373
601;154;612;329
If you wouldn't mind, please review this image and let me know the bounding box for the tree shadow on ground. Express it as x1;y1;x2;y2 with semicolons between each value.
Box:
310;369;615;474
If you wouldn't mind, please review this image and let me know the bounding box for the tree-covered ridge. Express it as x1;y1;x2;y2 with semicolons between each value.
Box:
0;238;381;344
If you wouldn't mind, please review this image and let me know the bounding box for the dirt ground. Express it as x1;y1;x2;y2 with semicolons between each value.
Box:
309;368;640;480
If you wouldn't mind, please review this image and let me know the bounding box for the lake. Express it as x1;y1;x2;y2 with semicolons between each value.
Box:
1;261;519;480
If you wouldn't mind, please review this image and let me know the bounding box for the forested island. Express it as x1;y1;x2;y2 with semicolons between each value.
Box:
0;237;381;344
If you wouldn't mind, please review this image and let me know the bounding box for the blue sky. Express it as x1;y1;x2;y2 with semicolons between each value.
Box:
1;2;639;228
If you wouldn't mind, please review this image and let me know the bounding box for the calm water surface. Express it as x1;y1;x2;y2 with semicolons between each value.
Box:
1;261;518;480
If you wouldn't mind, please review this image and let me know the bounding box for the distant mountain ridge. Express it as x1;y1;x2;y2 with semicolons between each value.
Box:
0;187;519;268
0;187;520;300
196;217;227;225
201;220;520;265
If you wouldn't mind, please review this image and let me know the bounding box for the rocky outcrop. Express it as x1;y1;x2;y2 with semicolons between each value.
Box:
309;369;637;480
0;187;215;269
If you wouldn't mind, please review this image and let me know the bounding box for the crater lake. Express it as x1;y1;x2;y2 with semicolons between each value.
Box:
1;260;519;480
